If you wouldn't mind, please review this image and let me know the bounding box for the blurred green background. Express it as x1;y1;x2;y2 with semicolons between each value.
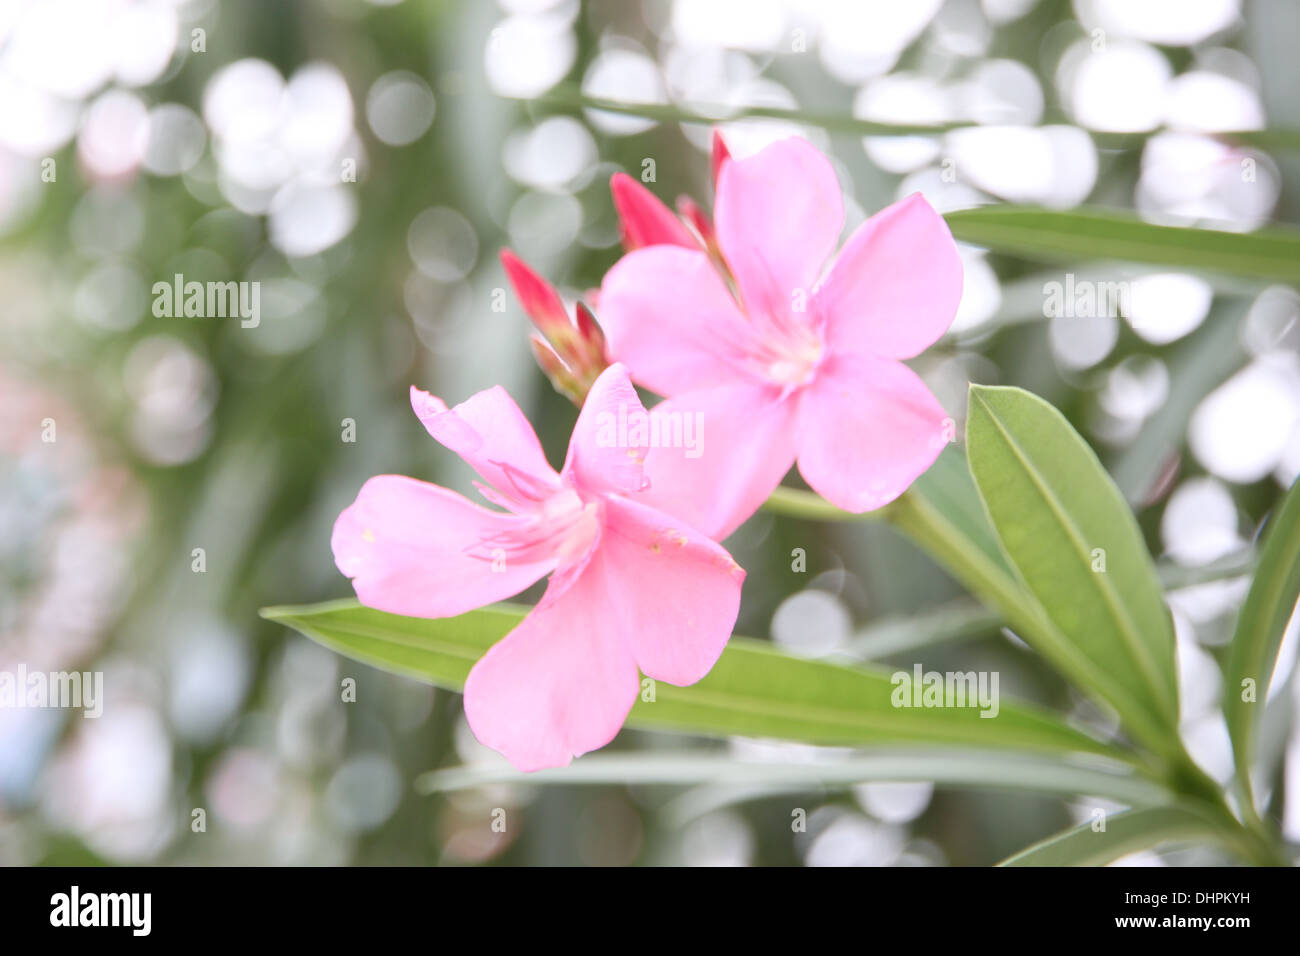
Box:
1;0;1298;865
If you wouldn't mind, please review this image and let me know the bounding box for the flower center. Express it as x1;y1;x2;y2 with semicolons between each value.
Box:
542;487;601;563
766;335;824;386
469;486;600;569
750;315;824;388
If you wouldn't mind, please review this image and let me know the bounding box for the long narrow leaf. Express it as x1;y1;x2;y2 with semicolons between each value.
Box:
260;599;1124;759
999;806;1237;866
417;751;1167;809
1225;476;1300;801
946;206;1300;282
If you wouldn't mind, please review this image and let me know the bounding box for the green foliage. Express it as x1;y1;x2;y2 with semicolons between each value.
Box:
417;751;1167;812
965;386;1180;757
999;806;1240;867
945;207;1300;282
1224;476;1300;805
261;600;1120;757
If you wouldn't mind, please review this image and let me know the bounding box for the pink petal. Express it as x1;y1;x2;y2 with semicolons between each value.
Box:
410;384;559;507
812;193;963;360
598;245;755;396
714;137;843;319
599;495;744;685
796;353;952;513
610;173;697;250
562;363;647;495
332;475;555;618
462;566;640;771
637;383;798;540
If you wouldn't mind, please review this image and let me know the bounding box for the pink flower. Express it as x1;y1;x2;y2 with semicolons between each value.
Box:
331;364;745;771
599;137;963;540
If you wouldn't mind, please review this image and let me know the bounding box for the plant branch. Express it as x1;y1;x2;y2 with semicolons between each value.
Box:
510;86;1300;151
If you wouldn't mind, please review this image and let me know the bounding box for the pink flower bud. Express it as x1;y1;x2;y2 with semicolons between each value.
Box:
501;249;609;405
500;248;570;340
609;173;697;252
711;129;732;187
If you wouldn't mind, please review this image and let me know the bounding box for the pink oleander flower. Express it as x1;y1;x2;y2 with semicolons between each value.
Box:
598;136;964;540
331;364;744;771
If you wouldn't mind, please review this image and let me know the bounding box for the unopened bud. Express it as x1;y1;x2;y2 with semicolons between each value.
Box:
500;249;570;341
502;249;609;405
711;129;732;187
574;302;605;358
676;196;715;248
610;172;697;252
529;336;583;404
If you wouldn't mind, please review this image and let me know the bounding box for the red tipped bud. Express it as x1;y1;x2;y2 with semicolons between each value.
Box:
502;249;609;405
676;195;715;247
500;248;570;340
574;302;606;358
711;129;732;187
610;172;697;252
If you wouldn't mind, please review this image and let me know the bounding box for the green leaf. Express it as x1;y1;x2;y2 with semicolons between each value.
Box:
417;751;1167;812
945;206;1300;283
260;599;1124;760
999;806;1237;867
965;385;1180;757
1225;475;1300;801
